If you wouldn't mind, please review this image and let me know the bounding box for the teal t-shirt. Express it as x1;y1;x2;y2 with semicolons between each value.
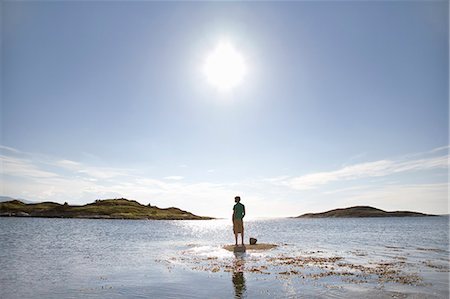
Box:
233;203;245;219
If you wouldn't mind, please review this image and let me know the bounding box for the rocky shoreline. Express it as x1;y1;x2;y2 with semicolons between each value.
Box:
296;206;436;218
0;198;213;220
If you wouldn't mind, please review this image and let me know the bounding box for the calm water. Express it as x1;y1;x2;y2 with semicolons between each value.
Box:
0;217;448;298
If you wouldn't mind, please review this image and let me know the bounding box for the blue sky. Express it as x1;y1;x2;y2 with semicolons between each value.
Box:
1;1;448;217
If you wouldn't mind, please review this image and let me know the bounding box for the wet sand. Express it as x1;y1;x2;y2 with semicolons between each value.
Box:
223;243;278;251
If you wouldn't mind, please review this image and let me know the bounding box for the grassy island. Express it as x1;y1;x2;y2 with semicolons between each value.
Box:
0;198;213;220
295;206;436;218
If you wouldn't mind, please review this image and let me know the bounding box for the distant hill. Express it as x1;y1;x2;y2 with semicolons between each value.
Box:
0;198;213;220
295;206;436;218
0;196;35;204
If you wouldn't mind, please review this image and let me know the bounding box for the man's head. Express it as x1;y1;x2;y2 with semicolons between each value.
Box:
234;196;241;203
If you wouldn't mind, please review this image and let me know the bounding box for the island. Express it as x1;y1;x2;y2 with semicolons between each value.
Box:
295;206;436;218
0;198;213;220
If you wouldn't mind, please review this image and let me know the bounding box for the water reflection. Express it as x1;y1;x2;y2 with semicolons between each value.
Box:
232;251;247;299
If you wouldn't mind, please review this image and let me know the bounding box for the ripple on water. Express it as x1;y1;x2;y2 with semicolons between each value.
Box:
0;217;448;298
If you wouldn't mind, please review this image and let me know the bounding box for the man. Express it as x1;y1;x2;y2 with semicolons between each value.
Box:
232;196;246;246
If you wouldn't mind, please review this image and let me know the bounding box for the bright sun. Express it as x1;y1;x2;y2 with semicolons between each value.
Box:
204;41;247;92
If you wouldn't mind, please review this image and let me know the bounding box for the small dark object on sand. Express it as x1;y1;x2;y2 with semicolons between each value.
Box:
250;238;257;245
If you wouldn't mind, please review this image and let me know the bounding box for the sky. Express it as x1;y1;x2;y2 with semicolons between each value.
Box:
1;1;448;218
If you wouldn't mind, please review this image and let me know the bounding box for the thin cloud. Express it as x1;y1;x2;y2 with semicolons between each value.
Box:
1;155;58;178
274;154;448;190
0;145;22;154
55;159;131;179
56;159;82;170
163;176;184;180
322;185;372;195
430;145;450;153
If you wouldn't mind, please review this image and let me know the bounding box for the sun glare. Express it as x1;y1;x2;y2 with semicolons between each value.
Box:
203;41;247;92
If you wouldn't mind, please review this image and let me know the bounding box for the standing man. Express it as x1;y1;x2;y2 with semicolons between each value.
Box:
232;196;246;246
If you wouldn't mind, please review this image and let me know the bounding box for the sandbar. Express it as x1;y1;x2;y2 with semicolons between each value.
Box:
223;243;277;252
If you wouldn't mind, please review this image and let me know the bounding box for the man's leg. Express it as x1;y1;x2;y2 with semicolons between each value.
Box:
235;233;238;246
241;227;244;245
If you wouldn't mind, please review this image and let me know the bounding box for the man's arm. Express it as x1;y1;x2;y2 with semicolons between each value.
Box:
242;205;246;218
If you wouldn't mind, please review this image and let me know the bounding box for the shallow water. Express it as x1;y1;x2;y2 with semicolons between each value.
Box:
0;217;448;298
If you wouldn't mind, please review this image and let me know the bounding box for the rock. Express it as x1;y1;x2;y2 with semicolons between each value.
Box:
250;238;257;245
16;212;30;217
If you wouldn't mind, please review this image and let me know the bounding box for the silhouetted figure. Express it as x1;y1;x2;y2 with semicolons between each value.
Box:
232;271;246;298
232;196;246;246
232;252;246;299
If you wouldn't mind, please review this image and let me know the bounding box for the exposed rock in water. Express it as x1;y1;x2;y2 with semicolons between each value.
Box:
16;211;30;217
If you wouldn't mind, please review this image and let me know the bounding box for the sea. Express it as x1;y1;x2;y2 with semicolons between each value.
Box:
0;216;448;298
